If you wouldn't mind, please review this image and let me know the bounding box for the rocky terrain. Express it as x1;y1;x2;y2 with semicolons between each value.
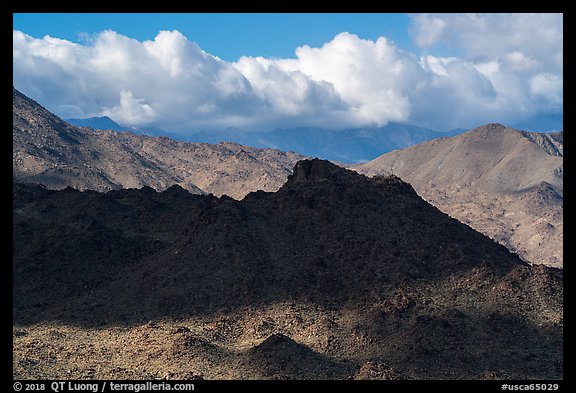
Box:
13;88;306;199
15;87;562;269
13;159;562;380
354;123;563;267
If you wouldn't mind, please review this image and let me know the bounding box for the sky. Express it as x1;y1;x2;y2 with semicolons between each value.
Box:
13;13;563;133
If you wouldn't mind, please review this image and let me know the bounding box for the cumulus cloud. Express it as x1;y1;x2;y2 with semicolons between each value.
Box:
13;29;267;131
271;33;418;125
101;89;157;124
410;13;563;66
13;14;562;133
410;13;563;122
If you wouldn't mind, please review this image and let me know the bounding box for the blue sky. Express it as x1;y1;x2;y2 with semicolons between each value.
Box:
13;13;425;61
13;13;563;133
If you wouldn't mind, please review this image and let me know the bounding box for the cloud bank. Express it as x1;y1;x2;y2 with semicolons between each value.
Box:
13;13;562;132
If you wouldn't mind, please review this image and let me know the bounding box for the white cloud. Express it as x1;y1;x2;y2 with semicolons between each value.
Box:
271;33;418;126
408;13;562;127
503;51;538;72
529;73;563;105
101;89;157;125
13;29;268;131
13;15;562;133
410;13;562;66
233;55;349;124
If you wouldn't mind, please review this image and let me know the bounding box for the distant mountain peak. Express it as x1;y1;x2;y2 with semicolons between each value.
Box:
512;113;563;132
354;122;563;267
475;123;507;132
188;123;464;163
64;115;125;132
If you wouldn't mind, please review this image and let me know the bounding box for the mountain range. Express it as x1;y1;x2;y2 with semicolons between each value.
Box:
65;115;463;163
13;159;562;379
65;111;563;164
16;88;563;267
13;88;563;379
353;123;563;268
14;88;306;200
65;116;185;139
512;113;563;132
185;124;464;163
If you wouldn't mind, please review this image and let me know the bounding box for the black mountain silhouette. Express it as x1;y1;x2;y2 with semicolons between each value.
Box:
13;159;562;379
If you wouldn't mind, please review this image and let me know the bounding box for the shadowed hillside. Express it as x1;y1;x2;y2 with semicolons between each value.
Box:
13;159;562;380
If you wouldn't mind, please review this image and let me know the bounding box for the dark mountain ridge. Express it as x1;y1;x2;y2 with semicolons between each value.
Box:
13;159;562;379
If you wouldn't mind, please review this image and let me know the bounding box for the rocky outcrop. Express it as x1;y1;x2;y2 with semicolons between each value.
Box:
13;159;562;379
